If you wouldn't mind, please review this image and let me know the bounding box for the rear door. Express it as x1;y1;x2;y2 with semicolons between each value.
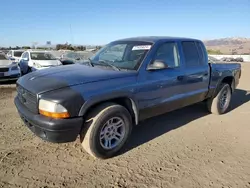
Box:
180;41;210;105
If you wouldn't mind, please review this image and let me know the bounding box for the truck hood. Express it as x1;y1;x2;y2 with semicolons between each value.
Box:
17;64;137;94
0;60;13;67
33;60;61;66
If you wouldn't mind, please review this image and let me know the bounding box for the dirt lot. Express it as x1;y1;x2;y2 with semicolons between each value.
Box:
1;64;250;188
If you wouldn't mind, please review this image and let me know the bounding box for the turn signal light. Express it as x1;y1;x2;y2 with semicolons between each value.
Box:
39;109;70;119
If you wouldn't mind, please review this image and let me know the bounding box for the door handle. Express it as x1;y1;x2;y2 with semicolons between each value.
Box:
177;75;185;81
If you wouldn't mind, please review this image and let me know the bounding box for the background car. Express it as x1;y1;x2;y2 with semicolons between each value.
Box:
0;52;21;81
235;57;244;62
59;51;84;65
6;50;25;63
59;51;93;65
208;56;221;63
19;50;62;75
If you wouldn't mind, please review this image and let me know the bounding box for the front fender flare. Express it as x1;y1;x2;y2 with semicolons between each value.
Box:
79;94;139;125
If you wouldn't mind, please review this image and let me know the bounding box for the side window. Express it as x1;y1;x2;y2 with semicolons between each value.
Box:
22;52;28;59
196;42;207;65
182;41;200;67
7;51;12;56
154;42;179;68
26;52;30;60
21;52;25;59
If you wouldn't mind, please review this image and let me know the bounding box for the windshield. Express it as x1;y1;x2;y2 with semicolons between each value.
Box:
14;51;24;57
90;41;153;70
30;52;57;60
0;54;8;60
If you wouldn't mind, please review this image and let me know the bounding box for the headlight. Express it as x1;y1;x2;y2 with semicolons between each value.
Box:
34;62;42;68
39;99;70;119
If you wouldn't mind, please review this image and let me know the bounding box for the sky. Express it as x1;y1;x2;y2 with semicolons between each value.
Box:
0;0;249;47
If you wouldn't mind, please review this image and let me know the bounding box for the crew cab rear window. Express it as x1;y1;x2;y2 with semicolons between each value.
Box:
196;42;207;65
182;41;200;67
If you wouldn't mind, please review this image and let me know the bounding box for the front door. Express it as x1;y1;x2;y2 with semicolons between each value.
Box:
137;41;186;121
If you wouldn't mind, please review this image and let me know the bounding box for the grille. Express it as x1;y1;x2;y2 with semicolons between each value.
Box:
16;84;38;114
0;68;9;72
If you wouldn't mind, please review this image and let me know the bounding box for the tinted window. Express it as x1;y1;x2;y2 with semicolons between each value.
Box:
182;41;200;66
31;52;56;60
154;42;179;68
196;42;207;65
14;51;24;57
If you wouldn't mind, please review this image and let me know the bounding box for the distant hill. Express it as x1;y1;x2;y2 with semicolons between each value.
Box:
203;37;250;55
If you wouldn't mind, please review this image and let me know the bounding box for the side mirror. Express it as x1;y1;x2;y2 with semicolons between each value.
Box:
147;60;168;71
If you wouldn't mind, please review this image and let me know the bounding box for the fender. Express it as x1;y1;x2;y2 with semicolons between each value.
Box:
212;71;235;97
79;92;139;125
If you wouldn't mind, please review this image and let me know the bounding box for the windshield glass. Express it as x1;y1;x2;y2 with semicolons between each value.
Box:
90;41;153;70
0;54;8;60
31;52;57;60
14;51;24;57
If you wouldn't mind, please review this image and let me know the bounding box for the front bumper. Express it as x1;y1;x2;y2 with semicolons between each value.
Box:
0;73;20;81
14;97;83;143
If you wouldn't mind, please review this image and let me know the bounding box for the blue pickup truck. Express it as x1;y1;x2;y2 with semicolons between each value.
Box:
14;36;241;159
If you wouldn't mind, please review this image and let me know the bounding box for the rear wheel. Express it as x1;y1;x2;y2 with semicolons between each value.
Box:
207;83;232;115
80;103;132;159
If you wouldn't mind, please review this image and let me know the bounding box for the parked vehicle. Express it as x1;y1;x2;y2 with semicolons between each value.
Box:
220;57;227;61
19;50;62;75
6;50;25;62
235;57;244;62
208;56;221;63
221;57;235;62
60;51;85;65
14;36;241;159
227;57;235;62
0;52;21;81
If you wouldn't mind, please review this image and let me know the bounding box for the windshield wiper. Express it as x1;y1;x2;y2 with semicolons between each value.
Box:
98;60;120;71
87;58;94;67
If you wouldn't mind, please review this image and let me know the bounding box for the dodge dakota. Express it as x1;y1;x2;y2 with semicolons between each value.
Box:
14;36;241;159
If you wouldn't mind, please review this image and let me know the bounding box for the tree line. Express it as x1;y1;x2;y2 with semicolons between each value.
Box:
0;44;103;51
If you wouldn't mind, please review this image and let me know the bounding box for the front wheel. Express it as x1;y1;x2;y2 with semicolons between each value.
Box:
207;83;232;115
80;103;132;159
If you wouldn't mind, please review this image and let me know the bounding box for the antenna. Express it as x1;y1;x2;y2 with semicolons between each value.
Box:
70;24;74;45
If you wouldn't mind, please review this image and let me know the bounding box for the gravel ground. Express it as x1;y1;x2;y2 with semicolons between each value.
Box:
1;64;250;188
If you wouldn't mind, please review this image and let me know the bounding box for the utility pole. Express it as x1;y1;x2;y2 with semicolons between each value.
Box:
70;24;74;45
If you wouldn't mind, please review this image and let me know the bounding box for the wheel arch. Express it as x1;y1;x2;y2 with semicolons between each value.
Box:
79;97;139;125
221;76;235;92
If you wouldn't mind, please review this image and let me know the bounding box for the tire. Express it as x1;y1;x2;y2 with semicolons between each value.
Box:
207;83;232;115
80;103;132;159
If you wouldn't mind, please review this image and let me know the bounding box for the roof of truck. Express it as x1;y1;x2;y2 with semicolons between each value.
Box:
114;36;201;43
